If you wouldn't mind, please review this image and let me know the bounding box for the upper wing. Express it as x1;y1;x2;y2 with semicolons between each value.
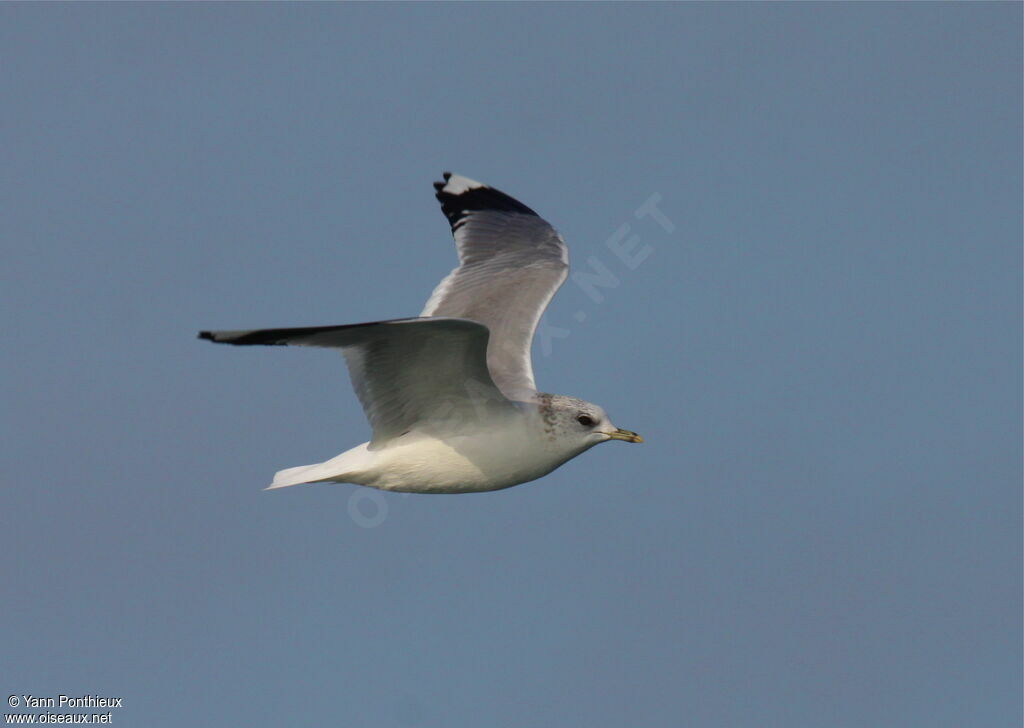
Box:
423;173;569;400
199;317;513;446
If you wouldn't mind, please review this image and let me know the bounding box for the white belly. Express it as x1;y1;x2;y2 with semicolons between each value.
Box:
346;428;579;494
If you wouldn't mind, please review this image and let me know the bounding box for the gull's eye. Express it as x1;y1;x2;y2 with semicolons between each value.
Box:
576;414;596;427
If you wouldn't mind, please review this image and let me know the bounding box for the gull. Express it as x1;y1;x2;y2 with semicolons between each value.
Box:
199;173;642;494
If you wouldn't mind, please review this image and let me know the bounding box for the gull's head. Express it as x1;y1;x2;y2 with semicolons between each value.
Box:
539;394;643;452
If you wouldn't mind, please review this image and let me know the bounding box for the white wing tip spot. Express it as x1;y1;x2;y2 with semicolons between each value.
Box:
442;173;486;195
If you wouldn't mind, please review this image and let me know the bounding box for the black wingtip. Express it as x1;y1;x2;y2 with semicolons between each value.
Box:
432;172;537;230
433;171;452;192
198;331;215;341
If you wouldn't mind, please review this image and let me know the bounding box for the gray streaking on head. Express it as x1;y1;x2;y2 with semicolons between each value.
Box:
199;173;642;493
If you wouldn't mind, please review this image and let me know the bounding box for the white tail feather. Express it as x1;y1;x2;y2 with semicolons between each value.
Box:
264;442;373;490
266;464;326;490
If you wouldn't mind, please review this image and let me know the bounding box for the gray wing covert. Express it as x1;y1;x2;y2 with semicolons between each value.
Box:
423;173;569;400
199;317;511;445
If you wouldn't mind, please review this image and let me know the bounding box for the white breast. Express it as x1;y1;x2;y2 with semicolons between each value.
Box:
351;418;578;494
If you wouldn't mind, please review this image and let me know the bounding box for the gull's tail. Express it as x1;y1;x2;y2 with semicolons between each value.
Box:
266;463;331;490
265;443;373;490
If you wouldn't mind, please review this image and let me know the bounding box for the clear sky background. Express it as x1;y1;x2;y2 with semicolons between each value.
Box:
2;4;1020;727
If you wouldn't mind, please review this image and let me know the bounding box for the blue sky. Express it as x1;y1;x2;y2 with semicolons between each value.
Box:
2;4;1020;727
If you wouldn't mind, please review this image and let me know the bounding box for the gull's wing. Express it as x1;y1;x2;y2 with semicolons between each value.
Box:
199;317;513;446
423;173;569;400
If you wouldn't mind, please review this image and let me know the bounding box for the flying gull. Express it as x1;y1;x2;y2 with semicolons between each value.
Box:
199;173;642;493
